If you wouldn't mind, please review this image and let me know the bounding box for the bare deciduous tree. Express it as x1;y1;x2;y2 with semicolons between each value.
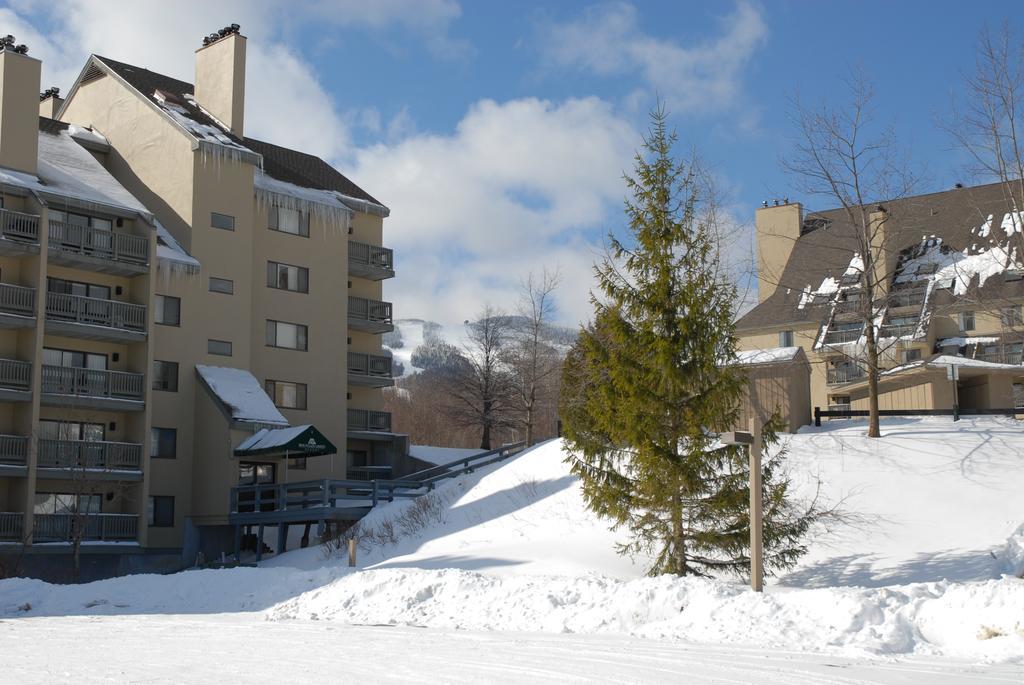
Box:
508;268;563;447
446;305;516;449
783;70;917;437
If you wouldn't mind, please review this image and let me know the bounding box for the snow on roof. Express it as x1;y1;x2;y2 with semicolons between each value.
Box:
0;130;152;218
882;353;1024;376
254;169;354;222
155;221;199;274
196;365;287;426
236;425;310;452
154;91;252;156
735;346;802;365
894;235;1022;296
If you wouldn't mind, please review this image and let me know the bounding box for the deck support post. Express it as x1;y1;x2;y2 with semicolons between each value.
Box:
276;523;288;555
255;524;265;562
233;524;241;563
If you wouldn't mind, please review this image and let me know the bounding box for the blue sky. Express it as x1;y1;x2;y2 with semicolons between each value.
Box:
1;0;1017;330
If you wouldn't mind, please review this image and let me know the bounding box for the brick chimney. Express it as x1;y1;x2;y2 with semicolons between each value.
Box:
39;86;63;118
194;25;246;137
0;42;41;174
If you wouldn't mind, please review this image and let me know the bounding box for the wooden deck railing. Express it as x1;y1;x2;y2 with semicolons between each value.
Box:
230;441;528;514
32;513;138;541
826;366;864;384
48;221;148;265
347;408;392;432
349;241;394;271
347;352;393;378
0;283;35;317
38;439;142;470
0;358;32;391
41;365;144;401
46;291;146;331
0;434;29;465
0;208;40;242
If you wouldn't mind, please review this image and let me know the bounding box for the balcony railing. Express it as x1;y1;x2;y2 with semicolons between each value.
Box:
823;327;862;345
0;283;35;318
0;512;22;540
49;221;148;265
32;513;138;542
976;351;1024;365
348;352;393;378
0;208;40;243
0;434;28;466
46;291;146;332
348;408;392;432
348;296;393;324
0;358;32;391
38;439;143;471
41;365;145;401
888;290;927;308
879;323;919;338
827;366;865;384
349;241;394;272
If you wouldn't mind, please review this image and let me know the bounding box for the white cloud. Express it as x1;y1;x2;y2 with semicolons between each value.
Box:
352;97;639;329
540;1;768;113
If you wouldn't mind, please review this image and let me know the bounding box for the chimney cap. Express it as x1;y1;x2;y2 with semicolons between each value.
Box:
39;86;60;101
200;23;242;47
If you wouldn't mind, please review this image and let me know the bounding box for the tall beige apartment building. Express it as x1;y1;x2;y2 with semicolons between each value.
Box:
0;28;406;579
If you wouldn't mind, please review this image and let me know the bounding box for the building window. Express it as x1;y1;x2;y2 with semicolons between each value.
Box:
239;462;275;485
47;276;111;300
50;210;112;233
208;339;233;356
153;360;178;392
151;428;177;459
43;347;107;370
265;379;307;410
268;206;309;237
266;320;308;351
1014;383;1024;410
267;261;309;293
147;495;175;527
289;457;307;470
209;277;234;295
902;348;922;363
211;212;235;231
959;311;975;331
1002;305;1024;327
154;295;181;326
34;492;100;515
40;420;104;441
778;330;794;347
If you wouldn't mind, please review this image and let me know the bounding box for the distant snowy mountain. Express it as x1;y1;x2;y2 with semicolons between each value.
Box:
383;316;577;378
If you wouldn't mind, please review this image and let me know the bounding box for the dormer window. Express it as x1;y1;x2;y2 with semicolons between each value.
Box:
839;273;861;287
915;263;938;276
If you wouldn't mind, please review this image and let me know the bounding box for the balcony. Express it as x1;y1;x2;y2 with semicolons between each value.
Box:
37;439;143;480
349;241;395;281
0;358;32;402
348;351;394;388
32;513;138;542
348;296;394;334
888;289;927;309
0;434;28;475
48;220;149;276
40;365;145;411
827;365;865;384
0;282;36;328
976;351;1024;365
0;512;22;540
823;327;862;345
45;291;147;342
0;208;41;256
348;408;392;435
878;323;920;339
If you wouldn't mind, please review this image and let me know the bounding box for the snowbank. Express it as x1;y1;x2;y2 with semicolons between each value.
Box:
266;569;1024;661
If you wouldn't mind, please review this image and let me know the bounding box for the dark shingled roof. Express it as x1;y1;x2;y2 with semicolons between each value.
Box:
738;181;1024;331
92;55;383;208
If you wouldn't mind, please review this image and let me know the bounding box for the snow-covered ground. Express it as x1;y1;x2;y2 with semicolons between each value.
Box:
2;418;1023;682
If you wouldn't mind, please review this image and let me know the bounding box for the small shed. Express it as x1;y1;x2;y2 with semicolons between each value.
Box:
734;346;812;432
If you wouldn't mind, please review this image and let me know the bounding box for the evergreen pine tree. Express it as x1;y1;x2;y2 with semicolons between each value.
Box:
560;107;818;577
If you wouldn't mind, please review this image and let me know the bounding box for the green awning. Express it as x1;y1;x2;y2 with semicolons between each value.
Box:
233;424;337;458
